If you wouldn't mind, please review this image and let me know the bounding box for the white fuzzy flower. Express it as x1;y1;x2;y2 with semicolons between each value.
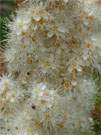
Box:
15;17;30;35
63;0;69;4
0;75;14;94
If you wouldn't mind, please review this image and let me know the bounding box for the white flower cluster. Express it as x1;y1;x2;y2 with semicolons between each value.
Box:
0;76;25;135
0;0;100;135
27;79;96;135
0;76;19;115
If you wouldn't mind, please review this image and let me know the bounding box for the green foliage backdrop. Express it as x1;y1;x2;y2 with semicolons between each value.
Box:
0;0;16;46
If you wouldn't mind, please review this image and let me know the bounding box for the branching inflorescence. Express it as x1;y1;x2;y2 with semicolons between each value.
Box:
0;0;100;135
